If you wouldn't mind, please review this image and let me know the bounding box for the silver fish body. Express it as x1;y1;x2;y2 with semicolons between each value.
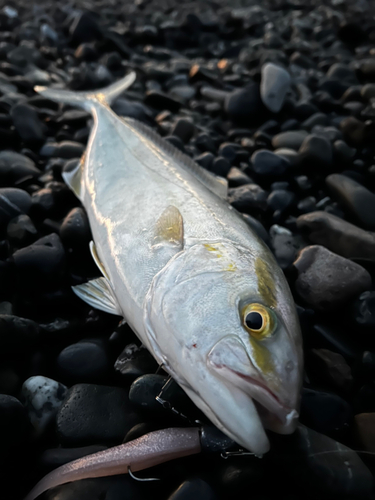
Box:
36;73;303;455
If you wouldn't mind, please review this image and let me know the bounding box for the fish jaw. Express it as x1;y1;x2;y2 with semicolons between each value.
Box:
207;336;300;435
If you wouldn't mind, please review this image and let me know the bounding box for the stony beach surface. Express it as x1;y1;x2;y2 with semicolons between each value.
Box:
1;0;375;498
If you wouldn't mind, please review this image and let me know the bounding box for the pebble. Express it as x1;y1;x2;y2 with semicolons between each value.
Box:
326;174;375;230
251;149;290;176
224;82;265;123
354;413;375;452
22;376;67;435
293;245;372;311
10;103;46;146
167;479;218;500
170;118;195;144
13;233;66;292
269;224;306;269
56;384;140;446
299;134;333;168
296;211;375;262
40;141;85;159
271;130;309;150
0;314;39;353
0;394;28;448
70;12;102;44
352;291;375;328
311;349;353;392
7;214;37;246
129;374;168;412
227;167;253;187
260;63;291;113
227;184;268;213
114;343;158;382
0;187;32;226
144;90;182;112
60;207;92;248
57;340;110;384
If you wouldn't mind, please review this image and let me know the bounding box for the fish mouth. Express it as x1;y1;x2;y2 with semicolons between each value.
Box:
228;369;299;432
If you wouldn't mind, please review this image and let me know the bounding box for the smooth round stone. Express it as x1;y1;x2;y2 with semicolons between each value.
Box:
224;82;266;122
57;340;110;384
167;479;218;500
354;414;375;452
0;187;32;226
10;103;45;146
112;98;153;123
13;233;66;292
267;189;295;212
56;384;141;446
40;141;85;159
271;130;308;150
311;349;353;392
69;12;102;44
0;395;28;448
22;376;67;435
227;167;253;187
114;343;158;382
361;84;375;101
297;196;316;214
293;245;372;311
280;425;374;499
340;116;366;146
333;140;356;163
326;174;375;230
170;118;195;144
251;149;290;175
260;62;291;113
0;150;40;184
352;291;375;327
144;90;182;112
296;211;375;262
302;112;328;130
299;134;332;167
195;152;214;170
60;207;92;248
7;214;37;246
129;374;168;412
227;184;267;213
195;133;216;154
211;156;231;177
0;314;39;353
269;224;306;270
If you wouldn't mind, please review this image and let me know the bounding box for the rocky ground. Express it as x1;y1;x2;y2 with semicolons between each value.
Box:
1;0;375;499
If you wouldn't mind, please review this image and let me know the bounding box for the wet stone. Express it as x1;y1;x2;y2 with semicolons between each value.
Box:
299;134;333;168
271;130;308;151
267;189;295;213
270;225;306;270
56;384;141;446
211;156;231;177
0;395;28;449
40;141;85;159
296;211;375;262
22;376;67;435
224;82;265;123
354;413;375;452
0;187;32;226
70;12;102;44
7;214;37;246
311;349;353;392
0;314;39;353
293;245;372;311
144;90;182;112
326;174;375;231
10;103;46;146
57;340;110;384
167;479;218;500
251;149;290;176
260;63;291;113
60;207;91;248
352;292;375;328
171;118;195;144
129;374;168;412
227;184;268;214
114;343;158;382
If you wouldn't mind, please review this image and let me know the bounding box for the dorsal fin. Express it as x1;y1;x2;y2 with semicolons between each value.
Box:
124;118;228;199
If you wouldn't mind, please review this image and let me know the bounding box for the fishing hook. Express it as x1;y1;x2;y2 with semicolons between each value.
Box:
128;466;160;482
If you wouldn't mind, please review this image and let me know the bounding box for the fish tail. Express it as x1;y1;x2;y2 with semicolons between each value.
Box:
34;71;136;112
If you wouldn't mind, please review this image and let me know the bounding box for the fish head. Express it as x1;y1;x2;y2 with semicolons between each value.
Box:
145;240;303;455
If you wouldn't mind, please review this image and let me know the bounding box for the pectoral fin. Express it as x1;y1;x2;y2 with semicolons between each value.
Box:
72;278;122;315
62;159;82;199
154;206;184;249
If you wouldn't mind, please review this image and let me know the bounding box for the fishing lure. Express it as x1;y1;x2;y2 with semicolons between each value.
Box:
26;71;303;497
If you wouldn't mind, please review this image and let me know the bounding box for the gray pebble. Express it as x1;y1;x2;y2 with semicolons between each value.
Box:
260;63;291;113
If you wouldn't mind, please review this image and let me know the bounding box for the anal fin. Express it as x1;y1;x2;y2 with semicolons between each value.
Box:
72;278;122;316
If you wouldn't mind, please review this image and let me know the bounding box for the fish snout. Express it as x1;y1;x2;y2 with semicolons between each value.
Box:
207;336;299;434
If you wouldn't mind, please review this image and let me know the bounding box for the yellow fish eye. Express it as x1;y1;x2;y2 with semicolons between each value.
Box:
242;303;276;340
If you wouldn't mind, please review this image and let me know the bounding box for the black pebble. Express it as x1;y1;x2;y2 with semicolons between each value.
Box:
56;384;141;446
60;207;91;248
0;187;32;226
0;394;28;449
10;103;46;147
225;82;266;123
129;374;168;412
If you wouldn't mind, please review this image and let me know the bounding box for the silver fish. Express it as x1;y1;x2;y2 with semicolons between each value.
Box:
36;72;303;455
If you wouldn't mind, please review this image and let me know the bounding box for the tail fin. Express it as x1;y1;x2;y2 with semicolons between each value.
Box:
34;71;136;112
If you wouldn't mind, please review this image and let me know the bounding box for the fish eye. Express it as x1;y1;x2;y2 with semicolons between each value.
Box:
242;303;276;340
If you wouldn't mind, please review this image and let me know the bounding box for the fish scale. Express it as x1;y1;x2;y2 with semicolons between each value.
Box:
35;72;303;455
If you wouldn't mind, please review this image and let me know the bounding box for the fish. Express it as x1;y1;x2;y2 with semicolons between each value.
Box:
35;71;303;456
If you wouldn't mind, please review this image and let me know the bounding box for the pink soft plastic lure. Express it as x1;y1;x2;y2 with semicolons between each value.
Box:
25;427;201;500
